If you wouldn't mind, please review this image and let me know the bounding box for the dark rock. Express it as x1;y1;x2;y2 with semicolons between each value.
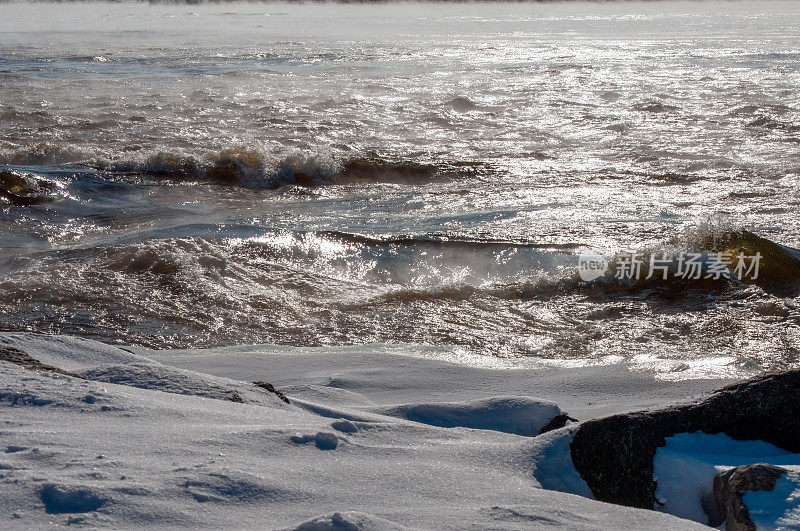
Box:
228;392;244;403
712;230;800;292
253;381;290;404
538;413;578;435
0;170;29;194
570;369;800;509
713;463;787;530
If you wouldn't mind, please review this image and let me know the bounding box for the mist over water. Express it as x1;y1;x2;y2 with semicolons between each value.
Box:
2;1;800;377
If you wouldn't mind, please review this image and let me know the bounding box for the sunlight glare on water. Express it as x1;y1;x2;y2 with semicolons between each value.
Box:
1;1;800;378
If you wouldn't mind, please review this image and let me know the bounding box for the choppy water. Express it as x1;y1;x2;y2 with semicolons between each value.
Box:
2;1;800;377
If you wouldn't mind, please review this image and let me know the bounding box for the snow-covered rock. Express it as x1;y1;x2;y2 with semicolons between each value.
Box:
570;369;800;509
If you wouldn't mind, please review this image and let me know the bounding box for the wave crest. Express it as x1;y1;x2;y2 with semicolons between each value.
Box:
596;227;800;294
0;169;57;206
92;147;476;189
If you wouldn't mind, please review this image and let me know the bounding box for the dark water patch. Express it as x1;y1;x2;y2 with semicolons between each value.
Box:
599;168;703;186
747;115;800;134
334;158;476;185
0;107;53;125
446;96;477;112
729;103;793;117
0;143;92;166
649;172;701;186
316;230;580;252
71;119;123;132
633;100;679;113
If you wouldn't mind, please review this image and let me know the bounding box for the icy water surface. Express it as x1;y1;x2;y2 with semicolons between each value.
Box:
2;1;800;377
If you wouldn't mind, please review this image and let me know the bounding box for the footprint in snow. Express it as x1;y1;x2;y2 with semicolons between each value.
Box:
290;431;339;450
331;420;358;434
39;484;108;514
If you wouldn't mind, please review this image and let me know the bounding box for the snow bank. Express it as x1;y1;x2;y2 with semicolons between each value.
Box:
1;332;294;409
0;333;143;371
140;341;732;420
529;426;594;498
1;333;711;529
378;396;562;436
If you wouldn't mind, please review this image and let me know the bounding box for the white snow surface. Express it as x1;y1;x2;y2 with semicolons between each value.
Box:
743;468;800;530
654;432;800;525
0;333;722;529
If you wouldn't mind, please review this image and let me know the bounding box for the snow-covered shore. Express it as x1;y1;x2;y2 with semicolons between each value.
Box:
1;333;793;529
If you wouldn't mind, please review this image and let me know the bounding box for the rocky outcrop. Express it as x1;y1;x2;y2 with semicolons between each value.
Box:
711;464;787;530
254;381;291;404
570;369;800;509
538;413;577;435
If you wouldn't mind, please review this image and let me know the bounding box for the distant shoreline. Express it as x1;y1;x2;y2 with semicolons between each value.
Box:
0;0;760;4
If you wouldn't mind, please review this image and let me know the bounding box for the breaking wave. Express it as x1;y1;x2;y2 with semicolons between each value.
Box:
0;143;94;166
2;224;798;358
0;145;483;190
697;229;800;292
582;227;800;296
95;149;480;188
0;169;58;206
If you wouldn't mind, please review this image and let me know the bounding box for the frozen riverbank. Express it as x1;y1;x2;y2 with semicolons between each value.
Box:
0;333;729;529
